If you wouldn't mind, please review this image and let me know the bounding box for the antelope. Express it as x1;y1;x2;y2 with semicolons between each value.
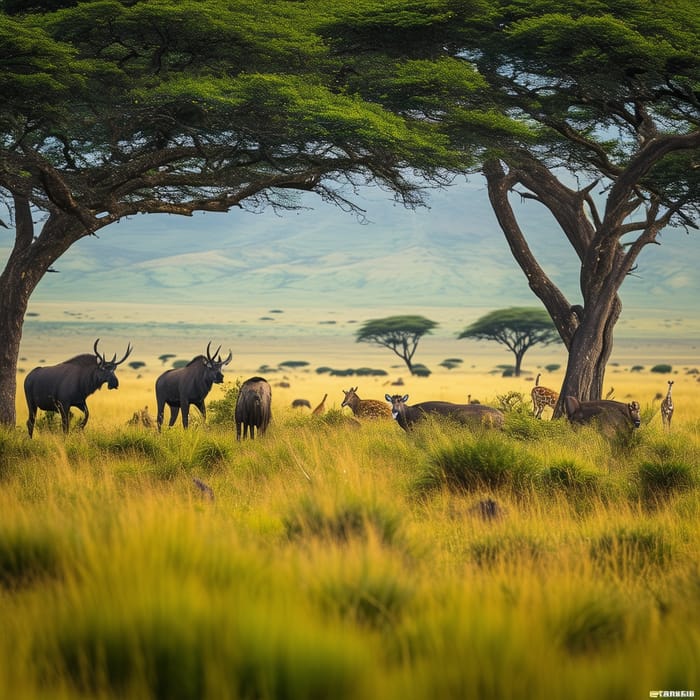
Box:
531;373;558;419
341;387;392;419
660;381;674;430
564;396;641;432
385;394;504;432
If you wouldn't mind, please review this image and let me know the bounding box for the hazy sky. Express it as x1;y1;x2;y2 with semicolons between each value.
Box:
5;175;700;330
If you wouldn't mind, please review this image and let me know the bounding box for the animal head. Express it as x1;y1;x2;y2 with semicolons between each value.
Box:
385;393;409;419
93;338;132;389
341;387;358;407
200;341;232;383
627;400;641;428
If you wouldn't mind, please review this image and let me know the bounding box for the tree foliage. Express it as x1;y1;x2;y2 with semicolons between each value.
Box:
321;0;700;405
0;0;457;426
458;307;561;376
355;315;437;375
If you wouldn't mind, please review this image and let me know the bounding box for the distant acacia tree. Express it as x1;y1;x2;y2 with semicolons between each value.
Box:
355;315;437;375
458;308;561;377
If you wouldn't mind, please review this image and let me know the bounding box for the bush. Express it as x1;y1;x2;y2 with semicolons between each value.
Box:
539;461;602;498
544;364;560;372
651;364;673;374
637;461;696;502
411;364;431;377
418;435;539;493
207;379;243;425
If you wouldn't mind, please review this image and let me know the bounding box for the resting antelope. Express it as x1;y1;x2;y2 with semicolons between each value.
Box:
385;394;504;432
564;396;641;432
341;387;391;419
530;373;558;419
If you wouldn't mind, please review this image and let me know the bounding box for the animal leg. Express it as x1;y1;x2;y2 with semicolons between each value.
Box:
194;400;206;423
58;403;71;434
77;402;89;429
181;403;190;429
168;405;180;428
235;421;242;441
26;404;37;438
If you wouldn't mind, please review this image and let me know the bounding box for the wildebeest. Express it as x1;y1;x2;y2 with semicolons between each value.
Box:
385;394;505;432
235;376;272;440
24;338;132;437
155;342;232;430
563;396;641;431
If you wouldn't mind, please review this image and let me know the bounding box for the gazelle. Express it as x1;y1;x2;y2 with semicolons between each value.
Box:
341;387;391;419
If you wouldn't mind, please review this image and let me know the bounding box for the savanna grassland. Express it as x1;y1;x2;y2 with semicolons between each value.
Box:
1;366;699;700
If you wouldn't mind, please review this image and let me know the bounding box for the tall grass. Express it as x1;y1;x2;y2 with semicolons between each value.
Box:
1;369;699;698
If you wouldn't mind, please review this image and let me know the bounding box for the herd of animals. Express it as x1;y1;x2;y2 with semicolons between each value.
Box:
21;339;676;439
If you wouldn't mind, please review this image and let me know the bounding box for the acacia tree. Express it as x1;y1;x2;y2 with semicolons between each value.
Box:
0;1;453;427
355;315;437;375
458;307;561;377
322;0;700;408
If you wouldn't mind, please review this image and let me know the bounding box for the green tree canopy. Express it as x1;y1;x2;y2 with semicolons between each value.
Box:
0;0;457;426
355;315;438;375
458;308;561;376
320;0;700;406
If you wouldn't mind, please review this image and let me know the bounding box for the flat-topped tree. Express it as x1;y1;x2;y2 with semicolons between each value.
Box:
355;315;437;376
0;1;455;427
458;308;561;378
322;0;700;410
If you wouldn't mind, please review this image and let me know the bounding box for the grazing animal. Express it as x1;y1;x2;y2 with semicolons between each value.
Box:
128;405;155;429
312;393;328;415
24;338;132;437
564;396;641;431
155;342;232;430
660;380;674;430
385;394;504;432
235;376;272;440
531;373;559;419
291;398;312;409
341;387;392;419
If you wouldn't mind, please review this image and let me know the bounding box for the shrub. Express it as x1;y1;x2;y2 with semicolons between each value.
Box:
544;363;560;372
207;379;243;425
651;364;673;373
630;365;644;372
419;435;539;493
637;461;696;502
411;364;431;377
539;461;602;498
496;390;529;414
556;597;627;655
590;525;672;574
95;430;165;461
284;495;401;546
279;360;309;369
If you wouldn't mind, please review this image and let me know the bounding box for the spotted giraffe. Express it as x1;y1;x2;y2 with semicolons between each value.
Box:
531;373;559;419
660;380;674;430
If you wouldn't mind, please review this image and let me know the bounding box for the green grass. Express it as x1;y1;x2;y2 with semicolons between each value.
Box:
0;402;699;699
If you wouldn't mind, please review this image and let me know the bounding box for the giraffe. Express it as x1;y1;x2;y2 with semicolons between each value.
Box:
660;380;674;430
531;373;559;419
312;393;328;415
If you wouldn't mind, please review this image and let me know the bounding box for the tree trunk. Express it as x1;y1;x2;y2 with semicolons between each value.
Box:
0;209;88;427
513;349;525;377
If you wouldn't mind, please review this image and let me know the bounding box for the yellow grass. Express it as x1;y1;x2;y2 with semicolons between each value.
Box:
2;359;699;699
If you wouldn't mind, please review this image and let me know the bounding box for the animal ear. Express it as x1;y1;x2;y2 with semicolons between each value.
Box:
402;394;409;402
385;394;392;402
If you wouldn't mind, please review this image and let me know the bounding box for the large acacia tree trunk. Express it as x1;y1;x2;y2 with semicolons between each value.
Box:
483;158;629;411
0;200;86;427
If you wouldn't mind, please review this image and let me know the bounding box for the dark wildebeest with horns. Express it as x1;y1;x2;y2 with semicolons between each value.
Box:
564;396;641;432
24;338;132;437
235;377;271;440
155;342;232;430
385;394;504;432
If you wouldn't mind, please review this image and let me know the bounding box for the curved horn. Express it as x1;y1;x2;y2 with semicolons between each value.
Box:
114;343;133;366
93;338;106;364
221;350;232;366
205;341;221;362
